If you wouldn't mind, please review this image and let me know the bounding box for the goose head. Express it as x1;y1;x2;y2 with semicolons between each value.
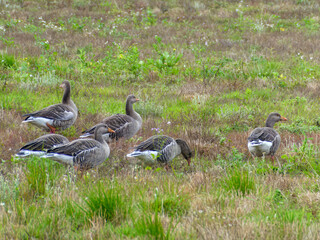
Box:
127;94;139;104
94;124;115;142
60;80;72;104
265;112;287;128
175;139;193;166
59;80;70;89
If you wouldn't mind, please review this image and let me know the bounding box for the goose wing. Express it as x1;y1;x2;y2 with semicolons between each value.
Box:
248;127;279;143
135;135;173;152
20;134;69;151
82;114;134;140
23;104;75;121
47;139;99;156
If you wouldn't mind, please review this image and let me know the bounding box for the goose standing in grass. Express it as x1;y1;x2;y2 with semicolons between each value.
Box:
247;112;287;165
80;95;142;141
42;124;114;171
127;135;193;170
15;134;69;157
22;80;78;133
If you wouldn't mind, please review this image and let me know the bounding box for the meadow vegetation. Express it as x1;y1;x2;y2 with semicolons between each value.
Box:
1;0;320;238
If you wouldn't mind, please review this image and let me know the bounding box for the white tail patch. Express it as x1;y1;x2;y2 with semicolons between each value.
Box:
248;140;273;156
79;133;91;138
23;117;53;130
127;151;159;165
42;153;74;166
15;150;46;158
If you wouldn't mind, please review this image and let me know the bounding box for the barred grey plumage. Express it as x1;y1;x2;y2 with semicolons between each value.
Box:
127;135;193;168
43;124;113;171
80;95;142;141
248;112;287;161
15;134;69;157
22;80;78;133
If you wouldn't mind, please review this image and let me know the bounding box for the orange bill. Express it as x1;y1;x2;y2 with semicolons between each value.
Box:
281;116;288;121
187;158;191;166
108;127;115;133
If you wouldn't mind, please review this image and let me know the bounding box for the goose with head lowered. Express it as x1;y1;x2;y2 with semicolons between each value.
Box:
15;134;69;157
42;124;114;171
80;94;142;141
22;80;78;133
248;112;287;164
127;135;193;170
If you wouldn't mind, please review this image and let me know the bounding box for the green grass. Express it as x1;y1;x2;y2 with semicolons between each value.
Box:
221;168;256;196
132;209;173;239
80;181;129;224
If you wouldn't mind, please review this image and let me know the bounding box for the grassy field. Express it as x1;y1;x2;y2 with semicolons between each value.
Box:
1;0;320;239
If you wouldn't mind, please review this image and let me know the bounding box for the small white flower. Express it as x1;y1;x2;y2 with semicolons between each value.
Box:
167;121;171;125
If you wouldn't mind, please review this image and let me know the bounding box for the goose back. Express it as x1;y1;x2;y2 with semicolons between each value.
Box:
248;112;286;157
127;135;185;165
16;134;69;157
248;127;280;157
22;80;77;132
44;124;111;170
81;95;142;140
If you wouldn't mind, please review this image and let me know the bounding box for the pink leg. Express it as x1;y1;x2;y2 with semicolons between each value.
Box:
165;164;171;171
46;123;56;133
271;156;275;165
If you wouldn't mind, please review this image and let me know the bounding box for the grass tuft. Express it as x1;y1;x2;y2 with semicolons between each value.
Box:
133;209;173;240
81;182;129;225
222;168;256;196
20;157;64;200
152;194;190;217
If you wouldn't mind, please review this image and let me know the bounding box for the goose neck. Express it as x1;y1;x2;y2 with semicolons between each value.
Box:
265;119;275;128
62;83;71;104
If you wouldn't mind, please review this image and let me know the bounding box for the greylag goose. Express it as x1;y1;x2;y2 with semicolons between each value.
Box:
127;135;193;169
15;134;69;157
42;124;114;171
248;112;287;163
80;95;142;141
22;80;78;133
